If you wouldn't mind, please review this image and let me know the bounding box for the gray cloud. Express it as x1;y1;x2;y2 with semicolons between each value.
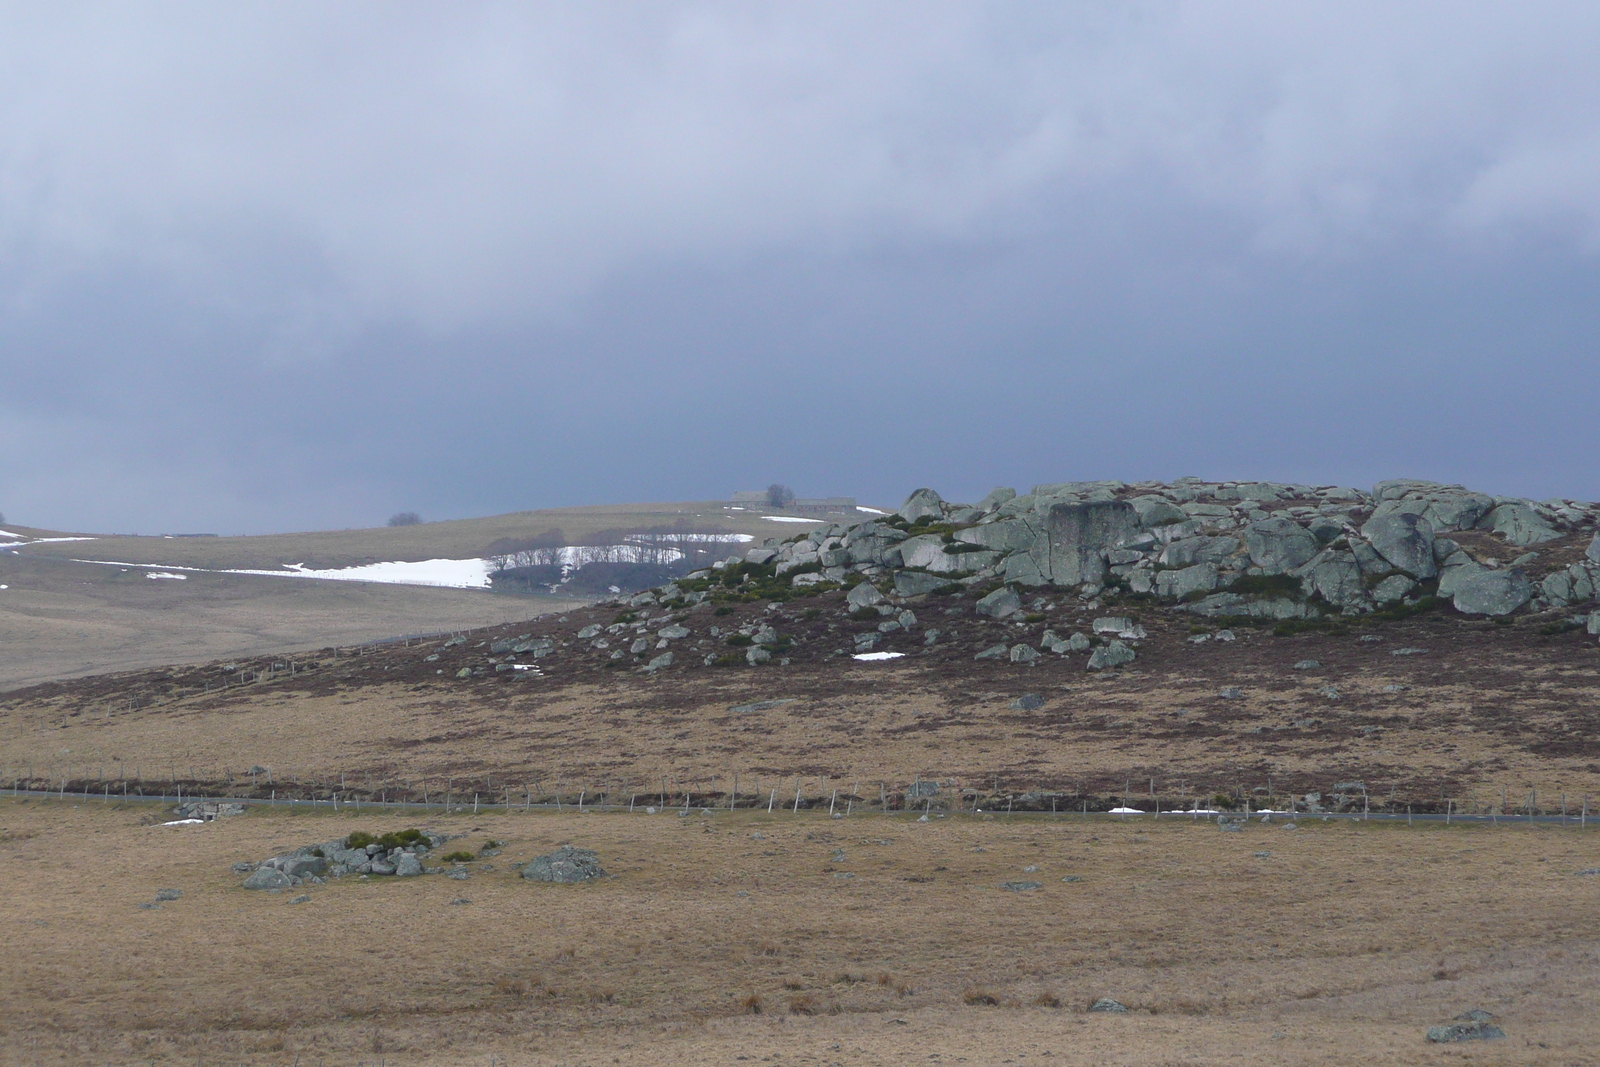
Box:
3;2;1600;532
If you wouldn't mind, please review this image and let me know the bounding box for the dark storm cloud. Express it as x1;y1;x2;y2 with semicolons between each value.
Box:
3;2;1600;532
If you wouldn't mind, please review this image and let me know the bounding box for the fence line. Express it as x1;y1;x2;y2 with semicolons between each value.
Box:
1;773;1592;828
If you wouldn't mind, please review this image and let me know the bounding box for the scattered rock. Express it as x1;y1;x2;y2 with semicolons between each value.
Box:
1292;659;1320;670
448;898;472;905
287;894;311;905
974;643;1010;661
1218;686;1243;699
1425;1020;1505;1043
520;846;606;884
1009;693;1045;710
1089;997;1129;1013
846;582;885;610
395;853;424;877
154;888;181;901
1000;881;1043;892
1009;644;1041;665
1086;640;1136;670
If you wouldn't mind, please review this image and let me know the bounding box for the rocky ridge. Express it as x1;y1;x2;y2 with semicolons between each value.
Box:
622;477;1600;624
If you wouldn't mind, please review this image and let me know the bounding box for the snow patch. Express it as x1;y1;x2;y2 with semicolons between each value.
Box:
161;818;205;826
763;515;824;523
246;559;495;588
855;506;887;514
146;572;187;580
851;651;906;661
1108;806;1146;814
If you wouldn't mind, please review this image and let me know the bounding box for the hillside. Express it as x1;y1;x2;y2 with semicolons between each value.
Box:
6;477;1598;816
9;500;870;571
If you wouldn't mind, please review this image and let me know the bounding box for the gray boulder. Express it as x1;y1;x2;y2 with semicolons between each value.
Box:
898;488;944;524
1155;562;1221;599
1426;1021;1505;1043
1008;645;1041;665
1045;500;1140;587
395;853;424;877
1442;564;1531;616
1089;997;1129;1013
242;868;293;891
1296;549;1368;611
647;651;675;671
1242;518;1319;574
1128;495;1186;527
520;846;606;883
745;647;772;665
1370;574;1416;604
1087;641;1136;670
894;571;951;597
1360;512;1437;578
846;582;885;610
976;486;1017;512
658;624;689;639
744;547;778;565
975;586;1022;618
974;643;1010;660
1159;536;1241;568
1590;534;1600;563
1306;515;1344;543
1479;503;1560;546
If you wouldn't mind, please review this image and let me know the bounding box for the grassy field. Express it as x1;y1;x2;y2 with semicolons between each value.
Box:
0;798;1595;1065
0;554;580;691
7;591;1599;816
12;500;865;572
1;498;871;690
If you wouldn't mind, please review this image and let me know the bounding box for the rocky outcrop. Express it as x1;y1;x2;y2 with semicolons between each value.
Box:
238;830;462;888
616;478;1598;633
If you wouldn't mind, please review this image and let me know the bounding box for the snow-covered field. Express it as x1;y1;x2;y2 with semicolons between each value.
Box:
75;557;497;589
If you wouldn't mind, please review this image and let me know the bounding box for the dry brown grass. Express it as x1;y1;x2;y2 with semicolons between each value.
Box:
2;798;1598;1065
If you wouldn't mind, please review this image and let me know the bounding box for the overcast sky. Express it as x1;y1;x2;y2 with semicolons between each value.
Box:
4;2;1600;534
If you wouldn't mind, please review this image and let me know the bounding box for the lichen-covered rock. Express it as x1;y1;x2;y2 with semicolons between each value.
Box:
1479;502;1560;546
520;846;606;884
897;488;944;524
1087;641;1136;670
1046;500;1140;587
1241;518;1319;574
242;867;293;890
975;586;1022;618
1360;512;1437;578
1441;563;1531;616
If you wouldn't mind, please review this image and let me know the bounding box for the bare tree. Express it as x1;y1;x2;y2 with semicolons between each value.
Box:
765;484;795;508
387;511;422;527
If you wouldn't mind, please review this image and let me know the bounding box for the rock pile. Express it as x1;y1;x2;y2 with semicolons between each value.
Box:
519;845;606;883
644;478;1600;622
236;828;463;889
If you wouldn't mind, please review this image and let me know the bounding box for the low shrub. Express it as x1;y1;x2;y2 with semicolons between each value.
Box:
963;987;1000;1006
441;851;475;863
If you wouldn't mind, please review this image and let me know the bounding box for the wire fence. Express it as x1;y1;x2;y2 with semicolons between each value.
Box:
4;772;1595;828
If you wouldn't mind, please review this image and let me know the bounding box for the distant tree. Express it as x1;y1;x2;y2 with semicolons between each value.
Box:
387;511;422;527
765;484;795;508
